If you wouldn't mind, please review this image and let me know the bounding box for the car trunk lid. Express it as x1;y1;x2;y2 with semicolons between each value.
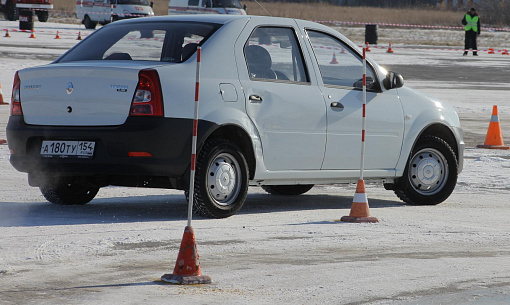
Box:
19;63;145;126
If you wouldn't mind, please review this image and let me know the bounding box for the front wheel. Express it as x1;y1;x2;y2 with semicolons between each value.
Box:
394;135;458;205
40;179;99;205
192;139;248;219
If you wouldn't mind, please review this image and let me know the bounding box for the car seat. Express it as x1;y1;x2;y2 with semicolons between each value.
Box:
244;45;276;79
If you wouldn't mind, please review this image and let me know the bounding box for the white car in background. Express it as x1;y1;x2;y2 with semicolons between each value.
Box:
6;15;464;218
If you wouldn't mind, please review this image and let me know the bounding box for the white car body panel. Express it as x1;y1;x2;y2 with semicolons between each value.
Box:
19;63;143;126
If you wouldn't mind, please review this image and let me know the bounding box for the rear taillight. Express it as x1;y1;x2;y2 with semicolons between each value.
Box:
11;72;22;116
129;69;163;117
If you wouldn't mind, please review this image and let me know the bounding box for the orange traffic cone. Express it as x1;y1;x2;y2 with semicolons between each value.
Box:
477;105;509;150
54;31;60;39
330;52;338;64
365;42;371;52
502;49;509;55
488;48;495;54
387;42;394;53
0;139;6;145
161;226;211;284
340;180;378;223
4;29;11;38
77;31;82;40
0;83;8;105
29;30;35;38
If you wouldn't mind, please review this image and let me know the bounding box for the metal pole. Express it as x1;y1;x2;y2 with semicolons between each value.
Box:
187;46;201;227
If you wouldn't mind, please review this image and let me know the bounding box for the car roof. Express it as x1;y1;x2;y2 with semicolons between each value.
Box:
114;14;297;26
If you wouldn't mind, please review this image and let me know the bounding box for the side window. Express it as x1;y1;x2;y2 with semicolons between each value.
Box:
307;30;376;88
244;27;309;83
188;0;199;6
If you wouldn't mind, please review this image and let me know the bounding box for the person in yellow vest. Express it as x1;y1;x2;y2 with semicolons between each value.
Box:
462;7;481;56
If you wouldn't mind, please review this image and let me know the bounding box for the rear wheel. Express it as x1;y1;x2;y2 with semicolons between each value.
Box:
36;10;49;22
394;135;458;205
192;139;248;218
40;179;99;205
83;15;97;29
262;184;314;195
5;0;18;21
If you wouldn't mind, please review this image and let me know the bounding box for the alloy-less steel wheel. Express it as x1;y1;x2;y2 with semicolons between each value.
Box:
193;139;248;218
395;135;458;205
261;184;314;195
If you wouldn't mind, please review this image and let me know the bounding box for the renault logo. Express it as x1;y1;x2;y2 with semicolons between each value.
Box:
66;82;74;95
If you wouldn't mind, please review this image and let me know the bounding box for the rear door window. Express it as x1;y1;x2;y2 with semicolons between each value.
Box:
244;26;309;83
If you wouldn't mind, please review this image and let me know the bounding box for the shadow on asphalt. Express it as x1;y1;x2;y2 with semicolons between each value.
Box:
0;192;404;227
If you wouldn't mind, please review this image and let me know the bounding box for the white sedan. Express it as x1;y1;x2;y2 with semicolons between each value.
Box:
6;15;464;218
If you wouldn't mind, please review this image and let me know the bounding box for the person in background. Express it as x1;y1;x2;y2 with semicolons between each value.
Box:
462;7;481;56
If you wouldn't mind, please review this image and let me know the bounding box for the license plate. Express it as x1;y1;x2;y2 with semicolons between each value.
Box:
40;140;95;158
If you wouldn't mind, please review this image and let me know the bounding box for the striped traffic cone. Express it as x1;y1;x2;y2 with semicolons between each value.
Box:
365;42;371;52
55;31;60;39
340;180;378;223
477;105;509;150
4;29;11;38
387;42;394;53
29;30;36;38
0;139;6;145
77;31;82;40
330;52;338;64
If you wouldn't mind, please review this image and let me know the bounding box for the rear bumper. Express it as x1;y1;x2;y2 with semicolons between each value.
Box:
6;116;216;187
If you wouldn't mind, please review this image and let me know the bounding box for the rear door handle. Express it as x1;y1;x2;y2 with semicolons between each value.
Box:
249;94;263;102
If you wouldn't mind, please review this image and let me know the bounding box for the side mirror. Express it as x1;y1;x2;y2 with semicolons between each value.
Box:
383;71;404;90
150;1;154;8
243;4;247;11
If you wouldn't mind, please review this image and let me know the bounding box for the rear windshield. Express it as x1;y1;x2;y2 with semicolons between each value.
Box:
56;21;220;63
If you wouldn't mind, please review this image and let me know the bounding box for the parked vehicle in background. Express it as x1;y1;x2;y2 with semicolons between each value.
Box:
1;0;52;22
6;15;464;219
168;0;246;15
76;0;154;29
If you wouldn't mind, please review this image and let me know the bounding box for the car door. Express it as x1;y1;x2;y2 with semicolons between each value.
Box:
305;29;404;171
237;21;327;171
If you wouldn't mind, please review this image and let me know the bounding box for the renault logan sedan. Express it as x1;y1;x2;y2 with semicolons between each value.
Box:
6;15;464;218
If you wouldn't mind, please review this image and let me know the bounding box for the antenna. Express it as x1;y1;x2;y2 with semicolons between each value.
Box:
253;0;272;17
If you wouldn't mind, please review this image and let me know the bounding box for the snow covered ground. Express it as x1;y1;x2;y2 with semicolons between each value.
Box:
1;20;510;304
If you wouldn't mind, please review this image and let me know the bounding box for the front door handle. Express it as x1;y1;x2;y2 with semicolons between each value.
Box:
330;102;344;110
249;94;263;102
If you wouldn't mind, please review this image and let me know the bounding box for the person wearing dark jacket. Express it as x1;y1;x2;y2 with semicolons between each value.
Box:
462;7;481;56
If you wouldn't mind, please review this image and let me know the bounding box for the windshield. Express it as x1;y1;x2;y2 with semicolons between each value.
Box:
56;21;221;63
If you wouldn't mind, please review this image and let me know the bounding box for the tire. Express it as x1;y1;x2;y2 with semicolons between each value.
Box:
36;10;49;22
83;15;97;29
261;184;314;195
394;135;458;205
192;139;248;218
40;179;99;205
5;0;18;21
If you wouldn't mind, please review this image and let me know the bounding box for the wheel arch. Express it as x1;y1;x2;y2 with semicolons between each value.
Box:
204;124;256;180
417;123;459;162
